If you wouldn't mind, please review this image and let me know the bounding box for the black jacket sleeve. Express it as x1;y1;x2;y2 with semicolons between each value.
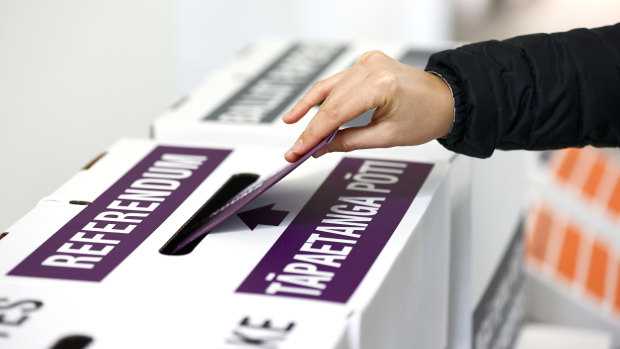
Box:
425;23;620;158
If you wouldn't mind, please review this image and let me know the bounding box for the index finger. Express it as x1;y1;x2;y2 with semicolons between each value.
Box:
282;71;345;125
284;74;384;162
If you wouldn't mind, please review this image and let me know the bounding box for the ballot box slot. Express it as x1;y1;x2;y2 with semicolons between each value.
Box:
82;152;106;170
50;334;93;349
159;173;259;255
69;201;91;206
169;94;189;111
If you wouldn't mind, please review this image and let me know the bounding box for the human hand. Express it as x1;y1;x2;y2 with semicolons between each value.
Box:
282;50;454;162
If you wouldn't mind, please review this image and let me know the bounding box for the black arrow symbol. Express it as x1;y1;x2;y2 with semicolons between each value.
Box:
237;204;289;230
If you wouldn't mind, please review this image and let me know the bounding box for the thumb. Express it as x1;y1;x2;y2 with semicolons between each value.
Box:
314;123;396;158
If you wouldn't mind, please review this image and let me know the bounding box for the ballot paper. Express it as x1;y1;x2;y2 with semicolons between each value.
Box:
167;130;337;254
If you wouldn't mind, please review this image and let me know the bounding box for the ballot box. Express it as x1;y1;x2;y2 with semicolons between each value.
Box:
151;38;442;147
151;38;528;349
523;147;620;346
0;138;450;349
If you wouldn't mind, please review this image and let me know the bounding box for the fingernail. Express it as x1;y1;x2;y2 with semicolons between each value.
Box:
283;108;294;119
291;138;303;153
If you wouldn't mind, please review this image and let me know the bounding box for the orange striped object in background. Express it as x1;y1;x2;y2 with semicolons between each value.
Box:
582;157;607;199
525;203;620;316
527;205;554;263
609;177;620;217
586;240;609;302
556;223;580;282
549;147;620;220
554;148;581;183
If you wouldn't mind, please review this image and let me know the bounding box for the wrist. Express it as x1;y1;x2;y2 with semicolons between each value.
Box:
426;71;455;139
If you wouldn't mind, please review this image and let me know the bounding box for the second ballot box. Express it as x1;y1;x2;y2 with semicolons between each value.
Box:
151;38;441;148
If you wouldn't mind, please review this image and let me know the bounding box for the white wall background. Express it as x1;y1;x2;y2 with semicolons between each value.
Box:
0;0;452;231
177;0;453;94
0;1;178;230
454;0;620;41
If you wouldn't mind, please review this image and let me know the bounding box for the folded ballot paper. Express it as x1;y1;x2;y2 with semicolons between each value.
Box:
0;137;450;349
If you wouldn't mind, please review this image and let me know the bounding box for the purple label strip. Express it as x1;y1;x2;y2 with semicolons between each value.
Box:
9;146;230;282
236;157;433;303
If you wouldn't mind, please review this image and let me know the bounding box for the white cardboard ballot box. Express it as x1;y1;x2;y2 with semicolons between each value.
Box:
151;38;528;349
0;138;450;349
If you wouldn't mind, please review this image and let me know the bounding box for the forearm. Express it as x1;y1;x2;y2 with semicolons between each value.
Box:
427;23;620;158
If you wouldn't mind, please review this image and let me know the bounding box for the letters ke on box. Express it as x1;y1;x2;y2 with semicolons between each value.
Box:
0;138;450;348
